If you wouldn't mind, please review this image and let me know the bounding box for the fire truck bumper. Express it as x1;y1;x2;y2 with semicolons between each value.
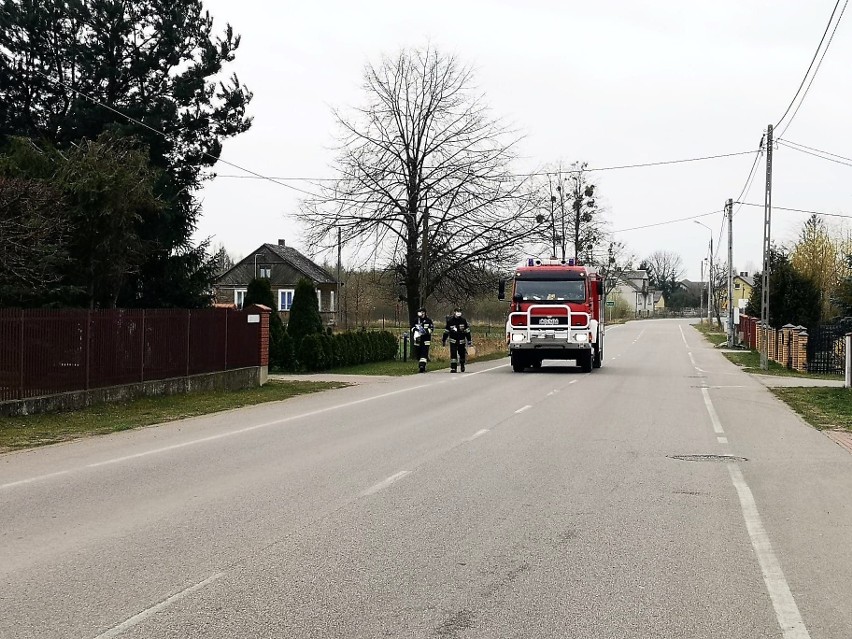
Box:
508;342;591;354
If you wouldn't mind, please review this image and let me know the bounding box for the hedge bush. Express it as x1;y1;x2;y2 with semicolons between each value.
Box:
292;330;398;371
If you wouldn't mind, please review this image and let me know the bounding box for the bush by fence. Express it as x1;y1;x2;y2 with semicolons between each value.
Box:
284;330;398;372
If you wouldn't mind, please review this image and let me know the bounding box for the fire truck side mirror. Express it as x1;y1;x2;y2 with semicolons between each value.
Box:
512;292;523;303
498;279;506;300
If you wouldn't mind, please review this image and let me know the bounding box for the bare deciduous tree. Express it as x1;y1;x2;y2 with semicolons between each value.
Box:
640;250;685;302
0;176;68;305
300;47;536;325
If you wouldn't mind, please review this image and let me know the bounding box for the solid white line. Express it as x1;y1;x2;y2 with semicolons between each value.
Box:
679;324;689;348
568;380;578;385
701;388;725;434
717;436;729;444
466;429;489;442
0;470;70;491
688;352;697;367
546;391;554;396
515;405;532;414
362;470;411;496
92;572;226;638
727;465;810;639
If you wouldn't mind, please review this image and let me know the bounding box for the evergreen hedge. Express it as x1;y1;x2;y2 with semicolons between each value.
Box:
296;330;398;371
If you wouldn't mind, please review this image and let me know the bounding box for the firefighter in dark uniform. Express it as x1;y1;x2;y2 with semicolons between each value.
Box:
411;307;434;373
443;307;472;373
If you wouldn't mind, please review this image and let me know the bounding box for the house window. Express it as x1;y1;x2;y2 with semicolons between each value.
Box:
735;282;740;289
278;288;294;311
234;289;247;309
258;267;271;279
316;290;322;312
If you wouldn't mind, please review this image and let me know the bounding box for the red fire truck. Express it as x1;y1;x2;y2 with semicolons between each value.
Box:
499;258;604;373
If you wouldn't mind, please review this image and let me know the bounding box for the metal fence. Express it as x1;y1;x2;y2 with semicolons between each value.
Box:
0;308;263;402
807;319;852;375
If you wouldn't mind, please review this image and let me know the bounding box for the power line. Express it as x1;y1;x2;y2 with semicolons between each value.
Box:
777;0;848;138
215;149;761;183
611;209;722;234
777;139;852;168
774;0;843;129
779;138;852;164
736;201;852;219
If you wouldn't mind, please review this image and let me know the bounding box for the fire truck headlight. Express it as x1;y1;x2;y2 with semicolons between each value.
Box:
573;332;588;343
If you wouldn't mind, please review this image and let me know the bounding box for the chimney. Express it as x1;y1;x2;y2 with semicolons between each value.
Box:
278;238;286;247
739;271;748;277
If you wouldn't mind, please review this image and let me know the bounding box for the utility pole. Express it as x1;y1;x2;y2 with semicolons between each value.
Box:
760;125;773;370
699;260;704;322
556;183;566;261
726;198;734;347
708;236;713;327
420;198;429;310
336;227;342;328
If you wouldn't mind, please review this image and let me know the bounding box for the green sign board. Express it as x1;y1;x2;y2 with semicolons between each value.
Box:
605;300;615;307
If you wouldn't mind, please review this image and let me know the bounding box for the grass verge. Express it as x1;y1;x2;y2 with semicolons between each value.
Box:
326;334;509;376
690;322;838;379
771;387;852;431
0;380;346;453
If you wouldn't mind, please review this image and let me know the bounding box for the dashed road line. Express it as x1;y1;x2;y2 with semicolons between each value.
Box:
92;571;226;638
717;436;729;444
362;470;412;497
466;429;489;442
514;405;532;414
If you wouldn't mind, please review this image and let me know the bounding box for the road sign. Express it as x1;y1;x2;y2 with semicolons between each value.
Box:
605;300;615;307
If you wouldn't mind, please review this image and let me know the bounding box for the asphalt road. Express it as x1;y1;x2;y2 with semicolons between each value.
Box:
2;320;851;638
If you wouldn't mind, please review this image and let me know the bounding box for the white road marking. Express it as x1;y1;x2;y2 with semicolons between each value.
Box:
717;436;729;444
568;380;578;385
727;464;810;639
0;470;70;491
92;571;226;638
701;388;725;434
4;374;485;489
688;352;697;366
546;391;554;396
362;470;411;496
466;429;489;442
514;405;532;414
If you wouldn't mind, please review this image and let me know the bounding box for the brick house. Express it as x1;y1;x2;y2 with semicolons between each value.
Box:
213;239;338;324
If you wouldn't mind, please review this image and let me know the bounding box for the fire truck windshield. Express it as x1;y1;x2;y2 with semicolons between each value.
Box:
514;279;586;302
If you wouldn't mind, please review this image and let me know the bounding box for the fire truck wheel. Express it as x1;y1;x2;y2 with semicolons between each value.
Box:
580;351;593;373
511;354;526;372
593;344;602;368
532;360;542;369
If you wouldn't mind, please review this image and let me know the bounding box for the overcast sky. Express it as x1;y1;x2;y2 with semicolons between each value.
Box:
194;0;852;281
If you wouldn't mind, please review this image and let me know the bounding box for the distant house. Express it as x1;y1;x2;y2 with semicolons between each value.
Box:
731;272;755;311
612;270;655;317
213;239;338;322
653;290;665;312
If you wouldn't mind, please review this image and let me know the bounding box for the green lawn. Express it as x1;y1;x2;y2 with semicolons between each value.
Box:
0;380;346;452
771;387;852;431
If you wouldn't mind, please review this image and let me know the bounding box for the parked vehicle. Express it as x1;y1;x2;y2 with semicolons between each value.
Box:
499;258;604;373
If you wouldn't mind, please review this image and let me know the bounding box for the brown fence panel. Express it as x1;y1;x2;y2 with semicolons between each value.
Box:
0;310;23;401
0;307;261;402
89;309;145;388
189;309;228;375
142;310;191;381
226;309;261;369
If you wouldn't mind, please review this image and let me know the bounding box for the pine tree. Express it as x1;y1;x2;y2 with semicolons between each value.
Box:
287;279;323;342
0;0;252;307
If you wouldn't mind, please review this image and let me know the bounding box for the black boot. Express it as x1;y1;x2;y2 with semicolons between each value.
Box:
450;366;457;373
460;362;465;372
419;362;426;373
